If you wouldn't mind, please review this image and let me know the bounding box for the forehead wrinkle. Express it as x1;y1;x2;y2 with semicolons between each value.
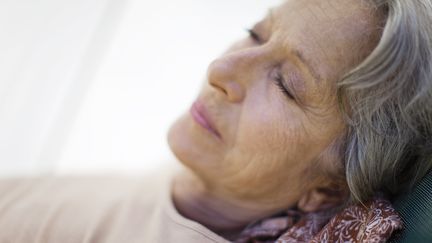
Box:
313;1;332;21
291;1;373;83
270;0;374;88
302;2;341;69
273;4;326;84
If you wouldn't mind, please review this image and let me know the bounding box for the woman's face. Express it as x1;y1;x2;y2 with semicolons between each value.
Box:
168;0;382;208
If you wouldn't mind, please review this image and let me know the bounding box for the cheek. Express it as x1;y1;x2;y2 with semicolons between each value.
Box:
241;111;297;152
225;89;333;175
230;96;306;165
220;100;315;199
226;98;305;178
217;89;341;199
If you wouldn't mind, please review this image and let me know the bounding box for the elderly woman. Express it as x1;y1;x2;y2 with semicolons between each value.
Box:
0;0;431;242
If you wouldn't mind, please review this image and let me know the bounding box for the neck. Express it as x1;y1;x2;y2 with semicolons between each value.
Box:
171;169;279;240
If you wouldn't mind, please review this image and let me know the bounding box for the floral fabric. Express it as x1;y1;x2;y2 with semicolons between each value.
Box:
235;197;402;243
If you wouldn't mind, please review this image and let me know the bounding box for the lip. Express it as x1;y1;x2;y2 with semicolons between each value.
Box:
190;100;222;140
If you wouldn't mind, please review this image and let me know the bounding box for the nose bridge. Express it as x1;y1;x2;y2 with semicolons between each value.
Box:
207;49;262;102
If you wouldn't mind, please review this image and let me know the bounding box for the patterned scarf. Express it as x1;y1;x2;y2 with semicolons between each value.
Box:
235;197;402;243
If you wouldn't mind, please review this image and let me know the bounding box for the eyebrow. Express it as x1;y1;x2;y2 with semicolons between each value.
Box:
268;9;321;83
291;49;321;83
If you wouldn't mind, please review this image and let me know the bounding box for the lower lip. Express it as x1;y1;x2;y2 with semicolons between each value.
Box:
190;102;221;139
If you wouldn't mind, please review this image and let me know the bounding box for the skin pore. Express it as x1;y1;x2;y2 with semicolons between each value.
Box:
167;0;383;239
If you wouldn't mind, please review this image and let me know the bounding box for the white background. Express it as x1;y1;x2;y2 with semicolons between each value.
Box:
0;0;281;176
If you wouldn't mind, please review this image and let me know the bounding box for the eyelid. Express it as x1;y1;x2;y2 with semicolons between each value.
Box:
275;72;296;100
246;28;261;43
270;67;295;101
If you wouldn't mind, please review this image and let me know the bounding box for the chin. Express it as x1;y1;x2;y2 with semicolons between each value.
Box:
167;112;223;178
167;114;193;166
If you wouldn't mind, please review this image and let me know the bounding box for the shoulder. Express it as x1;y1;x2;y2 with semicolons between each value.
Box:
0;172;171;243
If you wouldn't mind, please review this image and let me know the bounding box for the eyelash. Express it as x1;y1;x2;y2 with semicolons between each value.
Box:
246;28;295;101
246;28;260;43
274;73;295;100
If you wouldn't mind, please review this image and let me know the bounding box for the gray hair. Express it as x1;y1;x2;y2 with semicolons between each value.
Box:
338;0;432;202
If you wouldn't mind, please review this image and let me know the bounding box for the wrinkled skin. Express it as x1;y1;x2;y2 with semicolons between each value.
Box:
168;0;383;238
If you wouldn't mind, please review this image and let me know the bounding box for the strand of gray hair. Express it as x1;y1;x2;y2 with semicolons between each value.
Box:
337;0;432;202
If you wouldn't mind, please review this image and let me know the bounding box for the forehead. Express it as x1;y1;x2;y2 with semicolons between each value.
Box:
269;0;381;83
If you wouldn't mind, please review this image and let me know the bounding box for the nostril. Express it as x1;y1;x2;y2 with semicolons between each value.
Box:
206;57;245;103
210;80;244;103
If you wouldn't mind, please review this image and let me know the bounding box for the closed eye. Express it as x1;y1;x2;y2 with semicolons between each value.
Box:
274;72;296;100
246;28;261;43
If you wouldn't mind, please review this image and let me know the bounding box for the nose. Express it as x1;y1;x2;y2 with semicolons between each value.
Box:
206;53;248;103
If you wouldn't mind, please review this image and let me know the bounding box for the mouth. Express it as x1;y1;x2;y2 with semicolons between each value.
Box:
190;100;222;140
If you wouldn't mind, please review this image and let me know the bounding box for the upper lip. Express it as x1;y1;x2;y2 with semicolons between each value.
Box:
191;99;222;139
